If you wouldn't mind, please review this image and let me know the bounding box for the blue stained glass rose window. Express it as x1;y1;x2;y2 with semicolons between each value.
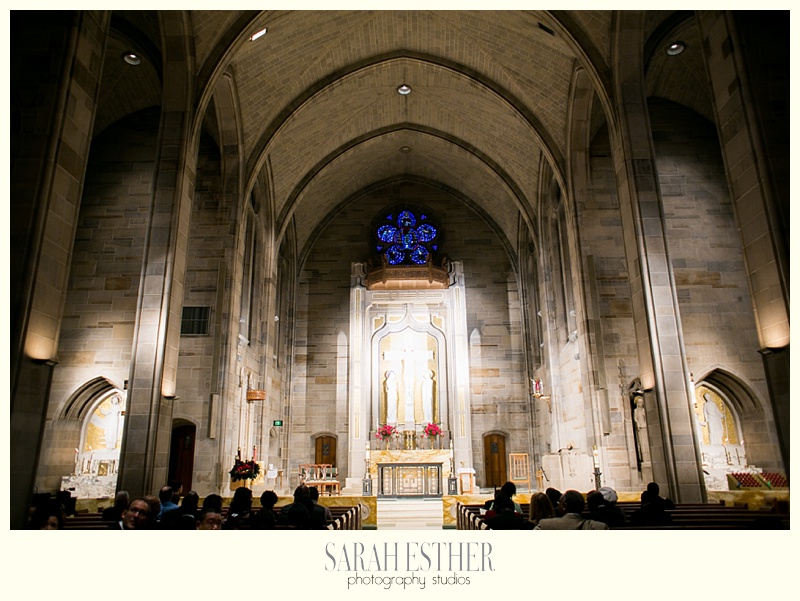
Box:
374;209;439;265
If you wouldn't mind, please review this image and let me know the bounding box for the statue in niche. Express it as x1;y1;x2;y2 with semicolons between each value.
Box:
633;396;650;464
421;370;435;423
701;393;725;446
384;370;398;425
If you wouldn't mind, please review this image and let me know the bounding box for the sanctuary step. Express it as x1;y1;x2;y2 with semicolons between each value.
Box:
377;498;443;530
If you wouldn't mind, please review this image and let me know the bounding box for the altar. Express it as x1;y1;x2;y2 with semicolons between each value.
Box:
368;449;453;498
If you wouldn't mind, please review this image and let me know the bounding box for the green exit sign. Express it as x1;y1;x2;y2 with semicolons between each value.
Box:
273;420;283;427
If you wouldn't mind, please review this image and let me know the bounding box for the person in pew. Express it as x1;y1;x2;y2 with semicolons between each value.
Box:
254;490;279;529
484;481;523;518
534;490;608;530
29;500;66;530
484;493;534;530
157;485;179;519
197;507;223;530
645;482;675;511
144;495;161;527
309;486;333;526
280;484;320;529
102;491;129;523
587;487;626;527
201;494;224;513
111;497;151;530
629;490;672;527
223;486;256;530
161;490;200;530
528;492;555;527
545;487;562;511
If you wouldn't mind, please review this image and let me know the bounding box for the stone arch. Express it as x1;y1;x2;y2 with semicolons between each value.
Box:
61;386;127;498
693;367;782;482
695;367;763;419
61;376;122;421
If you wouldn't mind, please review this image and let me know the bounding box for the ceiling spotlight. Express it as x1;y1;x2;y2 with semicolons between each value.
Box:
666;41;686;56
250;27;268;41
397;84;412;95
399;146;412;153
122;52;141;66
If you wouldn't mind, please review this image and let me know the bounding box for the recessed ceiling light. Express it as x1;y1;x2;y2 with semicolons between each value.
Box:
397;84;412;95
250;27;268;41
399;146;412;153
666;41;686;56
122;52;141;66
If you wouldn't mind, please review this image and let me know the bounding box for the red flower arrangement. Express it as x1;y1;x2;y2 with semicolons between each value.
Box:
229;458;260;482
422;423;442;437
376;424;397;440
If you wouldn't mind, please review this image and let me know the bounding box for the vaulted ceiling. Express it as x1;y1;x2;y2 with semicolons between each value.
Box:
97;10;708;262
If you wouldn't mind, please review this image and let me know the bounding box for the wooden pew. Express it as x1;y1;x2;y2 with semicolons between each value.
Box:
455;501;789;530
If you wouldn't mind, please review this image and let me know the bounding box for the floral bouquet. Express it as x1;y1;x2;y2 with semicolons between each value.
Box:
422;423;442;437
376;424;397;440
229;458;260;482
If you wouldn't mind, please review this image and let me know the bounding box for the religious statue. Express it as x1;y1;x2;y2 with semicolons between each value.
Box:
89;395;125;450
633;396;650;464
701;393;725;446
384;370;398;425
421;369;435;423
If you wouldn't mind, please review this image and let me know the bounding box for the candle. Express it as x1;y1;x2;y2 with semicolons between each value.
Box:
592;446;600;468
253;445;257;461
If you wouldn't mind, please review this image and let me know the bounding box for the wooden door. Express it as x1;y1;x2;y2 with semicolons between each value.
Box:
315;435;336;466
483;434;507;489
168;423;196;493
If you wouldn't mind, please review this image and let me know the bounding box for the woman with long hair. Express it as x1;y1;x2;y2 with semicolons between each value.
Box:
528;492;555;526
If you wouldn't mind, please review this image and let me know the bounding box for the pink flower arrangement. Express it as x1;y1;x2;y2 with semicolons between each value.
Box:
422;423;442;437
376;424;397;440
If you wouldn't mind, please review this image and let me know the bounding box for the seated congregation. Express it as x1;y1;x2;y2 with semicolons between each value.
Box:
30;483;359;531
469;481;789;530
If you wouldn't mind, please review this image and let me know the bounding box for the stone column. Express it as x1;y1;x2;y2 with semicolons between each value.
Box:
116;14;197;497
346;264;369;485
611;12;705;502
9;11;110;528
696;11;789;474
448;262;474;472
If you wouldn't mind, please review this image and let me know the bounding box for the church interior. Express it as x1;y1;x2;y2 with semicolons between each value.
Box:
9;9;790;530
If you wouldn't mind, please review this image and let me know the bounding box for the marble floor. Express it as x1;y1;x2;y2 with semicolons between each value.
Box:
376;498;444;530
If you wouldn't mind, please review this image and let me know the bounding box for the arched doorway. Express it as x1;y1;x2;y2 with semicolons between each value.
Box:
168;422;196;493
483;433;507;489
